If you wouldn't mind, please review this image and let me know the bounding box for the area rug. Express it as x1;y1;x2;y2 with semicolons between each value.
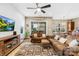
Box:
15;43;56;56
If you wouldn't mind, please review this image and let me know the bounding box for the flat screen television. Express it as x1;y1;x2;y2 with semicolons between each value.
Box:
0;15;15;31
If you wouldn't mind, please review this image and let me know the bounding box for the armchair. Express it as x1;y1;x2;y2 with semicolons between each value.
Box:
30;32;46;43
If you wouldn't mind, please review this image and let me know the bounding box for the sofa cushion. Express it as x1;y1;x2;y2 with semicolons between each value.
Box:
59;37;68;44
54;35;60;40
42;34;46;38
33;33;37;37
69;39;79;47
65;38;73;46
41;39;50;44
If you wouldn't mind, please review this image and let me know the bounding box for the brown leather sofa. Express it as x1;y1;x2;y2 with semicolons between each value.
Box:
48;34;79;56
49;38;65;55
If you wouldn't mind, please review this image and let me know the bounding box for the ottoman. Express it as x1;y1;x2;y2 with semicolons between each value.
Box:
41;39;51;49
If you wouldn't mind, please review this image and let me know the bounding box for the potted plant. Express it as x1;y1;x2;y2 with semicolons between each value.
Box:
25;31;29;39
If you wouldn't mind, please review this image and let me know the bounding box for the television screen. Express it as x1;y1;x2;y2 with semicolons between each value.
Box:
0;15;15;31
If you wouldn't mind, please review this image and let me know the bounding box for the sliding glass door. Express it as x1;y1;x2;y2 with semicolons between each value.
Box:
31;22;46;34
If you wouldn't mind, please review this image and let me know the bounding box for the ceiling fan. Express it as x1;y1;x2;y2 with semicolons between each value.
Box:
26;3;51;14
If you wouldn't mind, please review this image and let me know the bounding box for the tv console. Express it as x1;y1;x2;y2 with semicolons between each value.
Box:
0;35;20;56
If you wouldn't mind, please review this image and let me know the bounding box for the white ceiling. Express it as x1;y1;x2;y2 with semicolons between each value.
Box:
11;3;79;19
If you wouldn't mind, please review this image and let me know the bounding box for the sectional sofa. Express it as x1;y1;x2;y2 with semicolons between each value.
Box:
48;34;79;56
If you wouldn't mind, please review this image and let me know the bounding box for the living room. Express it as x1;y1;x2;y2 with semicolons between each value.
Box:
1;2;79;57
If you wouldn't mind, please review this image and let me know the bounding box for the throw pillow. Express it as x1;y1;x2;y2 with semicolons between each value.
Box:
59;37;68;43
54;35;60;40
69;39;79;47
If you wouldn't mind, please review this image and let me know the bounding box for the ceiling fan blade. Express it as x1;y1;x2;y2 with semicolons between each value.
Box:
27;7;36;9
34;10;38;14
36;3;39;7
41;4;51;9
41;10;46;13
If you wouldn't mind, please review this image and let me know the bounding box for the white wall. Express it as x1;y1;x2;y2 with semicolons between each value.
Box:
0;3;25;37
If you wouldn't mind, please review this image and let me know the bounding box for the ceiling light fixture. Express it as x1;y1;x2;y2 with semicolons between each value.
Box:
26;3;51;14
37;8;41;12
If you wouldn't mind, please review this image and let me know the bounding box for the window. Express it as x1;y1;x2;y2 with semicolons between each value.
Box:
31;22;46;34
